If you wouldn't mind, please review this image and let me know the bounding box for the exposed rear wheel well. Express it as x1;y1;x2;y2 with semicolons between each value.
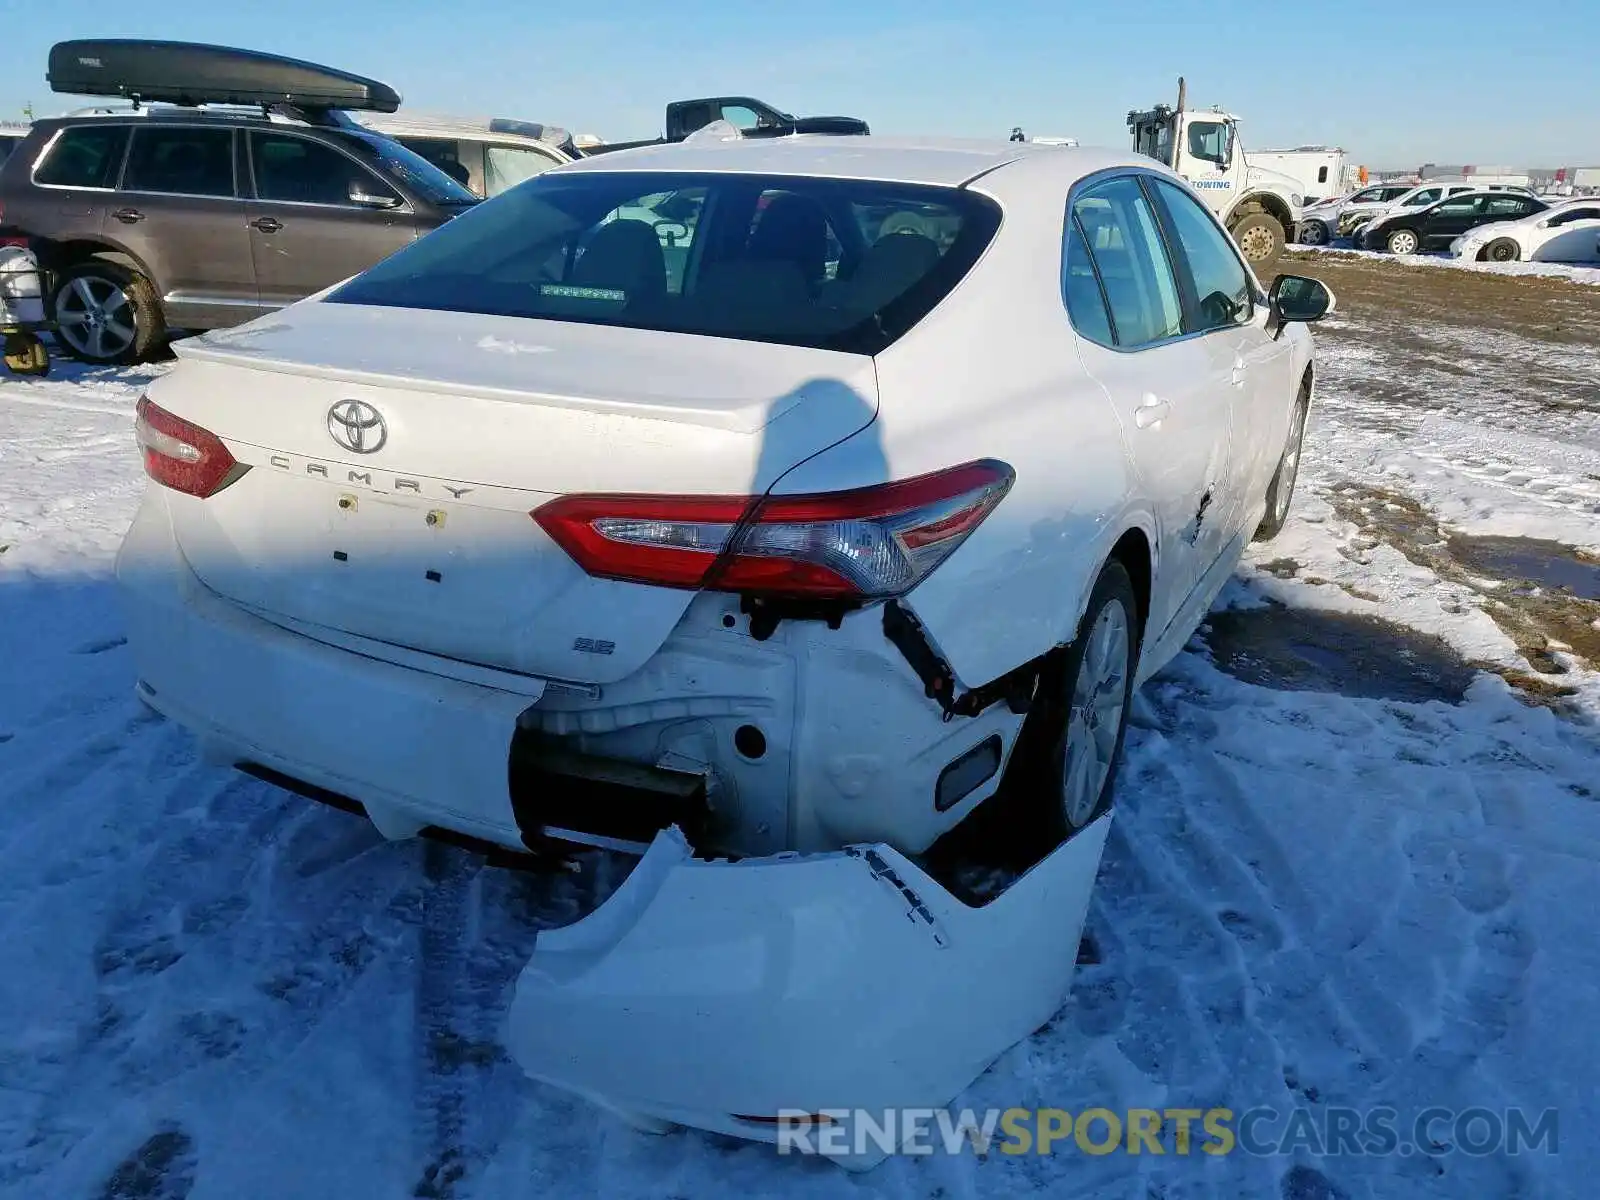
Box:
1108;528;1152;642
37;239;147;278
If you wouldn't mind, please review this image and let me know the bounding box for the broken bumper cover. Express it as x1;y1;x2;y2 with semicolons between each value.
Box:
505;815;1112;1168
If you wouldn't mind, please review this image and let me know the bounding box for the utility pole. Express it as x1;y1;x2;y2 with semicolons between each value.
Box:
21;101;33;121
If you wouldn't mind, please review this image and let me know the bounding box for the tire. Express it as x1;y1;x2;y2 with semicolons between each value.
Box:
1298;219;1329;246
1253;381;1311;542
1384;227;1420;256
1229;212;1284;264
48;261;166;365
1479;238;1520;263
1004;560;1141;848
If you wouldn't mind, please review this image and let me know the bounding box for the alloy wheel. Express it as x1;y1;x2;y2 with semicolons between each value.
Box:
1061;600;1131;828
55;275;137;361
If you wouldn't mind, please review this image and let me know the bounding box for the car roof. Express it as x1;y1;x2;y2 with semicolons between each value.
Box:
553;134;1150;188
355;110;573;148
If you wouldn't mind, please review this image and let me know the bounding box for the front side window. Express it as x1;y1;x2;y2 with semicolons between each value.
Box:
1149;176;1252;331
121;127;234;197
1404;188;1442;206
1548;206;1600;227
484;144;560;195
34;125;128;189
1380;186;1411;201
327;171;999;354
323;132;477;207
1431;197;1482;217
1069;177;1183;347
250;133;400;207
1186;121;1227;164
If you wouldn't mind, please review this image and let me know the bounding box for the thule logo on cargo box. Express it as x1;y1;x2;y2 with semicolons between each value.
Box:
266;453;473;500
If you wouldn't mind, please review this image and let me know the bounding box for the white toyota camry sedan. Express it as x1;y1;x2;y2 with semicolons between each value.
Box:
117;133;1332;1162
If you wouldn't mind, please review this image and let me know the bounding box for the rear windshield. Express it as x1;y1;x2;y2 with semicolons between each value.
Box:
326;170;1001;353
325;130;479;207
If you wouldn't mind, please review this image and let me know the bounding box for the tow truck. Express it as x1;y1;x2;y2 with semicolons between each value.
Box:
1127;78;1303;264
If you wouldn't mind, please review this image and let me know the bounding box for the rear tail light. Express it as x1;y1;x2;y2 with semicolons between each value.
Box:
533;460;1013;600
134;396;246;498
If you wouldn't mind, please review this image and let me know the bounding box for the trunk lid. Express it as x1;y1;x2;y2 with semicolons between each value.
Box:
157;300;879;684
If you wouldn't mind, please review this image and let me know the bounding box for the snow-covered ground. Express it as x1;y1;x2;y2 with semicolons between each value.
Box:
2;269;1598;1199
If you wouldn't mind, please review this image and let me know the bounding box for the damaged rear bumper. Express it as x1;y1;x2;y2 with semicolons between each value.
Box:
505;815;1111;1169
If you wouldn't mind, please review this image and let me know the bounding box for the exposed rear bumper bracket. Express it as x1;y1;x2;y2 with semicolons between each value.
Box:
508;730;711;852
882;601;1038;722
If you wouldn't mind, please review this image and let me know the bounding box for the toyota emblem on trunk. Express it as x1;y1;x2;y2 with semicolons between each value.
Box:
327;400;387;454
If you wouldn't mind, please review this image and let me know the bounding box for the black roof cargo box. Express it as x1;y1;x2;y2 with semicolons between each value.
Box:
47;40;401;112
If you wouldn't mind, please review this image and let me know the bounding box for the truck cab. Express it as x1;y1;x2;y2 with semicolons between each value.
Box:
1127;80;1302;264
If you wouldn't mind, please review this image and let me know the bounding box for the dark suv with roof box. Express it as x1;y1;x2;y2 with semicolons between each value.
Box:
0;40;479;364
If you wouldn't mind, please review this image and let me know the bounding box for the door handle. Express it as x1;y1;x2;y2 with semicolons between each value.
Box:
111;207;143;224
1134;394;1171;428
251;216;283;233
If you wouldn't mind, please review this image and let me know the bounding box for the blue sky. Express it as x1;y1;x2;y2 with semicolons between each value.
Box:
2;2;1596;169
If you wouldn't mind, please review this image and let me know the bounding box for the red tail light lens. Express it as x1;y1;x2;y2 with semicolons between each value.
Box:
533;460;1013;599
134;396;245;498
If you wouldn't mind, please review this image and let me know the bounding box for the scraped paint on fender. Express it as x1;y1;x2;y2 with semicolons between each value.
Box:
504;815;1112;1168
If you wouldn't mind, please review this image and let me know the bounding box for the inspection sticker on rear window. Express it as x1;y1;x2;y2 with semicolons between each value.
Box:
539;284;625;301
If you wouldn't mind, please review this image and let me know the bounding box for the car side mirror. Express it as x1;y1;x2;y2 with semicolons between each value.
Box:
1266;274;1335;339
348;182;399;209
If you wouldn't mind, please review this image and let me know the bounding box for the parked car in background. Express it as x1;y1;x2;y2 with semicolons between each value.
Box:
1296;182;1414;244
117;134;1333;1160
1345;181;1536;242
1358;190;1550;255
0;39;480;364
353;111;579;196
1450;196;1600;263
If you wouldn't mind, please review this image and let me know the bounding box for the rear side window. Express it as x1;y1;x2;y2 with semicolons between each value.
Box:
1062;220;1114;345
122;127;235;197
1069;177;1183;347
34;125;129;189
327;171;1001;354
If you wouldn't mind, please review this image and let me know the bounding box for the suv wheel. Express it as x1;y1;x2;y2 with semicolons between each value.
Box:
50;262;165;365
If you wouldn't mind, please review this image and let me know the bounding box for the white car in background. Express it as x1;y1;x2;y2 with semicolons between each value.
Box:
354;110;578;196
117;135;1332;1165
1450;196;1600;263
1296;181;1414;244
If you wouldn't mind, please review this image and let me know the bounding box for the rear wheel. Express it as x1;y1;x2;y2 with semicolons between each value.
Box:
1298;219;1330;246
1254;382;1311;542
1229;212;1285;264
1005;560;1141;847
49;261;165;365
1479;238;1520;263
1384;228;1420;256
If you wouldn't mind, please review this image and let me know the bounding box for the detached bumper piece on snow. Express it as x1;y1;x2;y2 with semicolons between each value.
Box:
505;816;1112;1171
